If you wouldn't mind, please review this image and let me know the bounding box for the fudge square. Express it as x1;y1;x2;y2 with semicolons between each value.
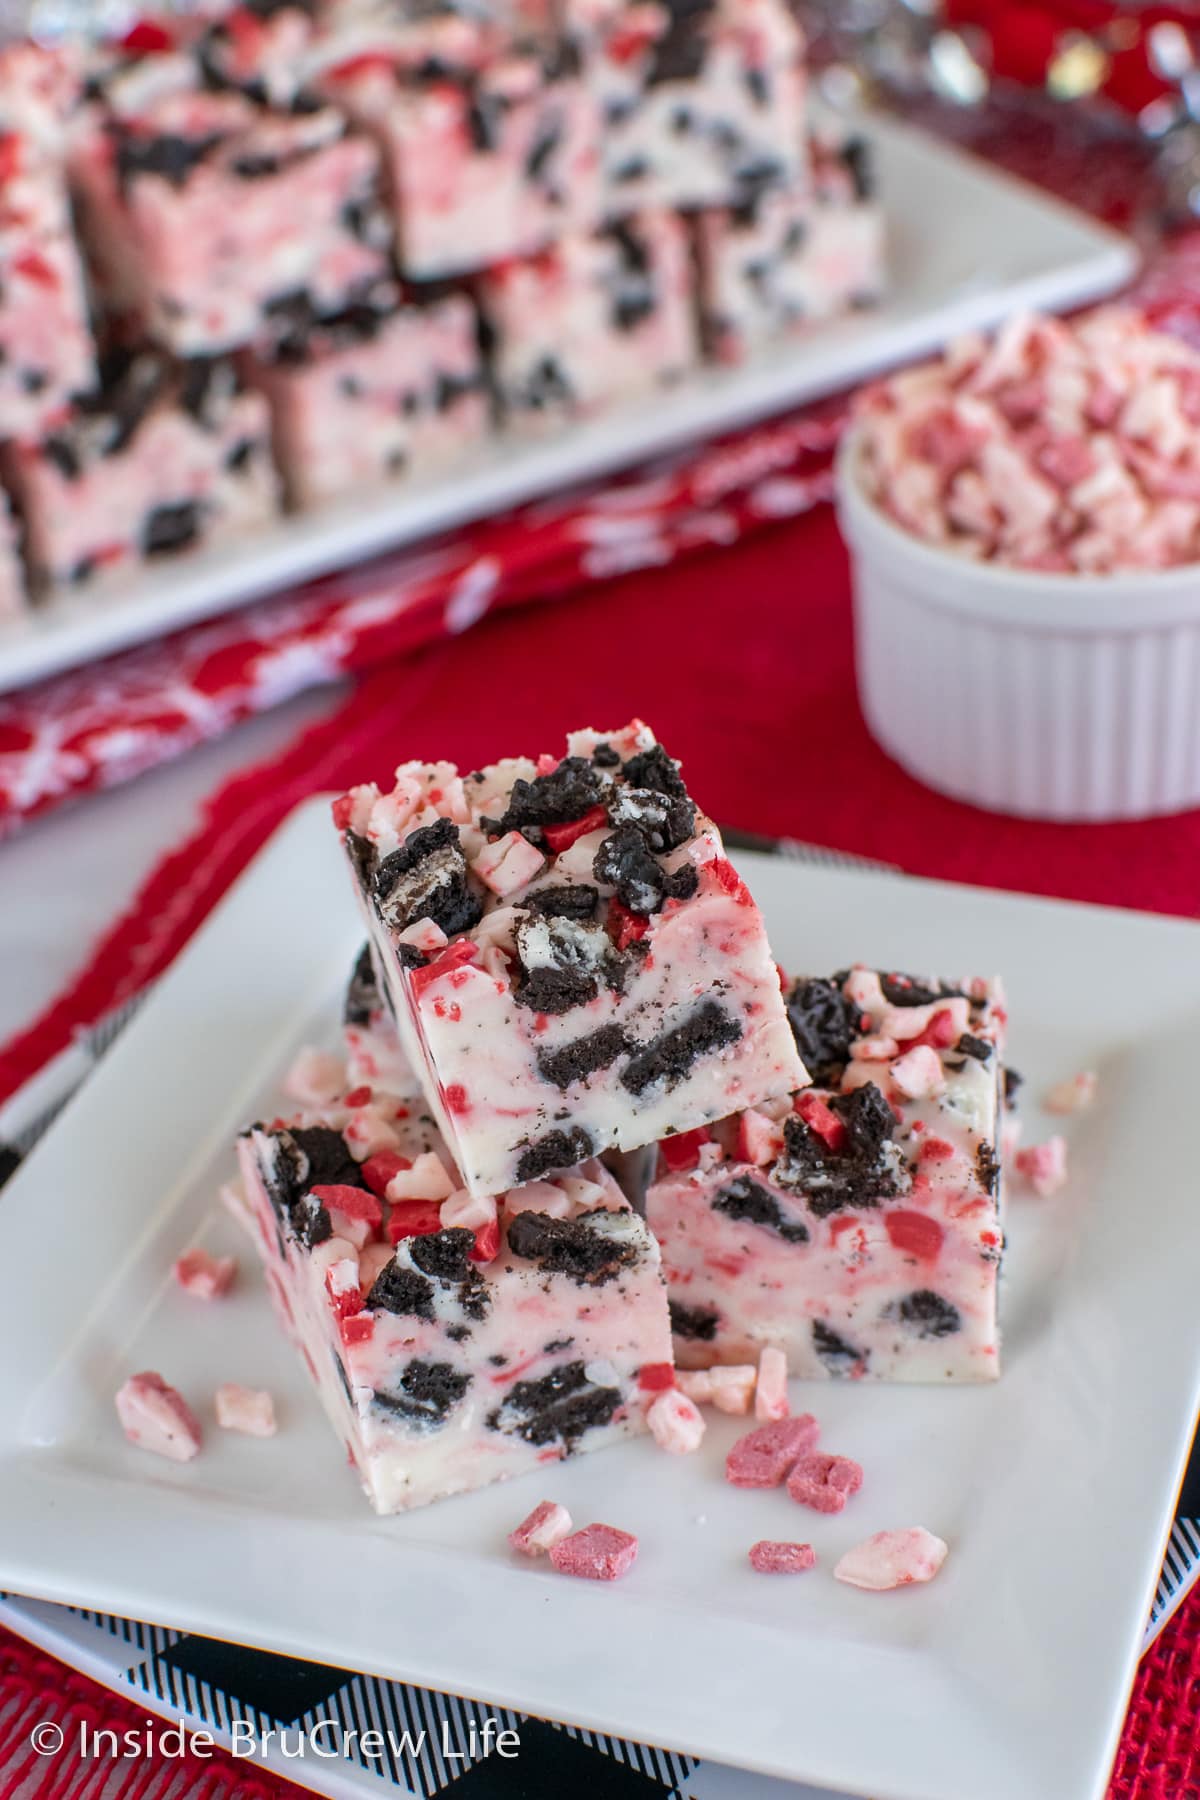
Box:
246;286;488;508
232;1102;673;1515
5;349;278;592
69;47;392;355
476;212;697;428
647;967;1006;1382
0;45;96;438
334;720;806;1199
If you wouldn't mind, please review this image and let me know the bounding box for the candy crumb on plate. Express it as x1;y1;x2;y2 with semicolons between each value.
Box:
173;1248;237;1300
749;1541;817;1575
214;1384;277;1437
787;1452;864;1514
549;1524;638;1582
1014;1136;1069;1197
725;1415;821;1489
115;1372;202;1463
709;1365;757;1414
509;1500;573;1558
646;1388;706;1455
754;1345;789;1421
834;1528;948;1591
1042;1071;1097;1115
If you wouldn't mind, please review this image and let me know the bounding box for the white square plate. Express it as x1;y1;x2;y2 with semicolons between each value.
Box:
0;111;1135;695
1;798;1196;1800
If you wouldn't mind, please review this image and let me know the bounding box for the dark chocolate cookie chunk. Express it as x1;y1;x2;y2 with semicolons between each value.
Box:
372;815;483;938
486;1358;621;1450
523;883;600;920
812;1318;868;1374
976;1141;1001;1195
513;1126;595;1183
374;1358;470;1427
536;1024;630;1090
786;976;861;1082
512;913;618;1015
343;943;379;1027
712;1173;810;1244
891;1290;961;1339
620;1000;741;1095
485;756;605;839
506;1208;636;1284
366;1260;436;1321
669;1299;719;1342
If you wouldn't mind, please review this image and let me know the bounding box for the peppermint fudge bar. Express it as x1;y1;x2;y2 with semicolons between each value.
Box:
0;46;96;438
5;349;278;591
247;286;487;508
334;719;806;1198
695;128;884;363
313;3;601;279
231;1101;673;1514
477;213;696;428
647;968;1006;1381
595;0;806;213
70;44;392;355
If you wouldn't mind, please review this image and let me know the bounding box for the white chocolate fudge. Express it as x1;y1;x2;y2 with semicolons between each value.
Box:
647;968;1006;1382
312;4;602;279
595;0;806;213
0;45;96;438
246;286;488;508
5;350;279;592
695;128;884;363
334;719;806;1199
477;212;697;428
0;491;27;620
231;1097;674;1514
70;42;393;355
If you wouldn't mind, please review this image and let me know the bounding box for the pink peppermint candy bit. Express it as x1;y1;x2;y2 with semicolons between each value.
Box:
173;1248;237;1301
647;1388;706;1455
749;1541;817;1575
755;1345;789;1421
283;1046;346;1106
215;1384;277;1438
509;1499;573;1558
115;1372;202;1463
1014;1136;1068;1197
725;1415;820;1489
709;1365;756;1415
549;1524;638;1582
1042;1072;1097;1115
787;1452;864;1515
834;1528;948;1591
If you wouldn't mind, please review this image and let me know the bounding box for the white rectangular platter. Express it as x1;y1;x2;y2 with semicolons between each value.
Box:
0;111;1136;696
0;798;1195;1800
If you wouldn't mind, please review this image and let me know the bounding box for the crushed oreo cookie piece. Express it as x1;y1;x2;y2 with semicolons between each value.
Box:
786;977;861;1082
880;972;965;1008
397;943;430;970
485;757;605;840
1004;1067;1024;1106
609;784;695;853
513;1127;595;1184
536;1024;630;1090
772;1081;903;1218
374;1359;470;1427
669;1299;719;1342
372;815;483;938
366;1260;436;1321
712;1173;810;1244
812;1318;867;1374
506;1208;635;1284
343;943;379;1027
976;1141;1001;1195
892;1290;961;1339
513;912;620;1015
143;500;202;557
486;1358;621;1450
830;1082;896;1159
955;1033;993;1062
290;1191;332;1250
591;742;620;768
410;1228;490;1320
621;1000;741;1095
524;883;600;920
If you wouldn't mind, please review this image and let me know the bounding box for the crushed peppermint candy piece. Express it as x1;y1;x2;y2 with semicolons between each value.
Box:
1014;1135;1069;1197
549;1523;638;1582
173;1248;237;1300
726;1415;820;1489
509;1499;573;1558
749;1540;816;1575
646;1387;706;1455
284;1047;347;1106
834;1527;948;1591
215;1384;277;1437
115;1372;202;1463
1042;1072;1097;1115
755;1345;789;1421
787;1451;864;1514
709;1365;757;1415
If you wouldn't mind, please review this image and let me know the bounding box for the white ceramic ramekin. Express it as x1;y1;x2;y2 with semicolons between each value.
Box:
835;426;1200;822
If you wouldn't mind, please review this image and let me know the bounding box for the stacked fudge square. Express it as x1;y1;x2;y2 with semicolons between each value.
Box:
0;1;885;615
228;721;1008;1519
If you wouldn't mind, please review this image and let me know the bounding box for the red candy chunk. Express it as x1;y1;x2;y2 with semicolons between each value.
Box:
659;1127;710;1173
330;793;355;831
121;17;175;51
908;1008;958;1051
469;1218;501;1263
794;1091;848;1152
361;1152;412;1196
549;1524;638;1582
709;858;753;904
411;940;478;999
386;1200;446;1244
884;1209;944;1262
608;899;650;950
443;1082;470;1115
542;805;609;853
310;1185;383;1228
638;1361;676;1393
749;1541;816;1575
787;1452;864;1514
725;1415;820;1489
343;1085;373;1108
